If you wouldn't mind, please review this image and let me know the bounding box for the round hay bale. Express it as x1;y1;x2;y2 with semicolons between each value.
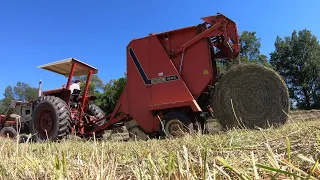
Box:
212;63;290;129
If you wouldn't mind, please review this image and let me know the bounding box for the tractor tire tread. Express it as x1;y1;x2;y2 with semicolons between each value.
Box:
32;95;72;141
87;104;105;119
0;126;17;138
48;96;71;134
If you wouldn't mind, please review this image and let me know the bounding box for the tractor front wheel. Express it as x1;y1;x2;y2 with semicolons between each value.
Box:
86;103;106;139
87;104;105;124
31;96;72;142
0;127;17;138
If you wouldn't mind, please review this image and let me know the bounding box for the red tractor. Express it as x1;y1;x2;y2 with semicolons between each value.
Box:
29;58;108;141
0;100;34;141
26;12;289;142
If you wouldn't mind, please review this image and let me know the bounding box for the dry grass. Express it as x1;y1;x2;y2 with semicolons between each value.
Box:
0;116;320;179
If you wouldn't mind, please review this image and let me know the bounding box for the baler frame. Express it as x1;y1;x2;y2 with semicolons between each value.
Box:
86;12;240;137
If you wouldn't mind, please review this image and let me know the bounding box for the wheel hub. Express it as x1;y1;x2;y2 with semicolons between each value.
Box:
165;119;186;138
37;109;54;137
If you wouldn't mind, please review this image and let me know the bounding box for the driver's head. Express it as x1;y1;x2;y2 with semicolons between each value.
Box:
74;80;81;85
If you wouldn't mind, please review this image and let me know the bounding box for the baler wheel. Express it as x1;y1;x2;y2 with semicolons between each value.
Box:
159;112;194;138
31;96;72;142
212;64;290;129
0;127;17;138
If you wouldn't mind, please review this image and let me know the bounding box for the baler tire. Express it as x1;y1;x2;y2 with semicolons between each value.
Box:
159;112;194;138
0;127;17;138
31;96;72;142
212;63;290;129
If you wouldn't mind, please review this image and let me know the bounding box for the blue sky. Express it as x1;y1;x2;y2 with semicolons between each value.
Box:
0;0;319;99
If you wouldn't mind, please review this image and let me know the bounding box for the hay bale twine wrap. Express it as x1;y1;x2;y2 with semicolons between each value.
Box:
212;63;290;129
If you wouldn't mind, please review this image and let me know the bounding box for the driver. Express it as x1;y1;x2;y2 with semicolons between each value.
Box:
69;80;81;94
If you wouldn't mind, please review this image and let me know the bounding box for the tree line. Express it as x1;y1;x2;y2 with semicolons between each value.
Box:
0;29;319;114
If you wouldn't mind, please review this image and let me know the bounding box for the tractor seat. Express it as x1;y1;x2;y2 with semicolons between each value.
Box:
70;89;81;103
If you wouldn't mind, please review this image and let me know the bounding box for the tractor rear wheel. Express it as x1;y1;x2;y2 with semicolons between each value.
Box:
159;112;194;138
212;64;290;129
31;96;72;142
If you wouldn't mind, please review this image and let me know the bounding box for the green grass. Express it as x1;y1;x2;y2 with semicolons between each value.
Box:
0;118;320;179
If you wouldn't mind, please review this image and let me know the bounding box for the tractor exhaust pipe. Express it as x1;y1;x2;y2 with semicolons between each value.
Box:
38;79;42;97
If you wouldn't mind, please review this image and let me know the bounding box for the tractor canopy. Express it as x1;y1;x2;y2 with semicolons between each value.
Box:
38;58;98;76
37;58;99;105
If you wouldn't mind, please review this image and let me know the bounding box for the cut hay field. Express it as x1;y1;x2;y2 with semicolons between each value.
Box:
0;110;320;179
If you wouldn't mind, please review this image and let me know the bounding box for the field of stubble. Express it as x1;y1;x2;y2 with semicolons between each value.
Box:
0;110;319;179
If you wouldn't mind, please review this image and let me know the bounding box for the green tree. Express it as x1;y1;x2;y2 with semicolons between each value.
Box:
239;31;270;66
0;100;5;114
74;75;104;96
13;82;38;101
216;30;271;79
73;72;127;114
0;82;38;113
0;86;15;113
270;29;320;109
95;75;127;115
239;31;261;61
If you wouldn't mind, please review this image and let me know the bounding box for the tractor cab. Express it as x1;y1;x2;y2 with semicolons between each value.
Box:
38;58;98;113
